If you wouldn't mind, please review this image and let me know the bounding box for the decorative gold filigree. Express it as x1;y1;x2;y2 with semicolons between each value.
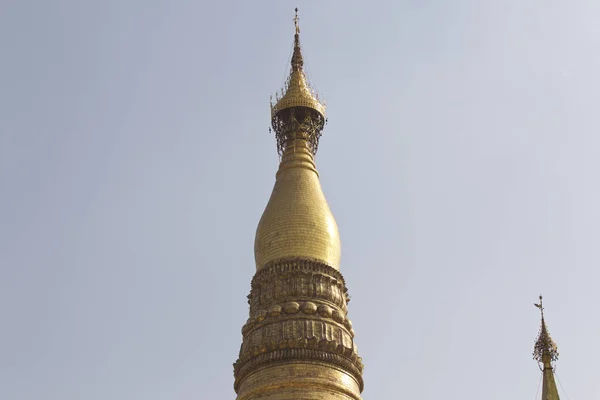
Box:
249;258;350;311
241;301;355;338
234;256;363;396
234;348;364;393
269;8;327;156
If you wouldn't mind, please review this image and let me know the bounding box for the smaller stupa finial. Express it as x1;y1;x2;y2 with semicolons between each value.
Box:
533;296;561;400
533;295;559;365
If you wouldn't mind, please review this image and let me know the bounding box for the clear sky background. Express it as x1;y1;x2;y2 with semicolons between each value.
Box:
1;1;598;399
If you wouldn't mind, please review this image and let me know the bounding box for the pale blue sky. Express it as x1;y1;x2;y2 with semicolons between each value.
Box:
1;1;598;399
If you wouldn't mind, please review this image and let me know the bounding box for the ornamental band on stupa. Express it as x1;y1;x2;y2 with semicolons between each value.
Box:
233;9;364;400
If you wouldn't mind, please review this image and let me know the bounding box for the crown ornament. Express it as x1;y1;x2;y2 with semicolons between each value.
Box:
270;8;327;156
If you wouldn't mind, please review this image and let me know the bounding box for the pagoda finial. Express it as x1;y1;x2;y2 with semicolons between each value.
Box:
533;295;561;400
533;295;559;365
534;294;545;319
290;8;304;73
270;8;327;157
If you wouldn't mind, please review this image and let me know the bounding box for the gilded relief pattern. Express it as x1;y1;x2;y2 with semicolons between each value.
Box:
253;148;342;271
249;258;349;312
234;259;363;392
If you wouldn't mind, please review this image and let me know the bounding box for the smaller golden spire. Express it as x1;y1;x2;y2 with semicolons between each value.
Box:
533;295;559;365
533;295;561;400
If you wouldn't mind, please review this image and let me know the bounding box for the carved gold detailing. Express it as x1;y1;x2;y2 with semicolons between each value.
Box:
234;348;364;393
238;318;357;360
235;259;362;395
241;301;355;338
301;301;317;314
249;259;349;309
235;317;363;393
283;302;300;314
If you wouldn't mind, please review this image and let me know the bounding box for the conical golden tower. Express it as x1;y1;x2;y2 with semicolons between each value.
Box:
233;9;364;400
533;295;560;400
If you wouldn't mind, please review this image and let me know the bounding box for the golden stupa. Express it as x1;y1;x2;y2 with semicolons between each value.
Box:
533;295;561;400
233;9;364;400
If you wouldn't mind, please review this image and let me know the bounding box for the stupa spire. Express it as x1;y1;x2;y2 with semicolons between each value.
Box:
233;9;363;400
533;295;560;400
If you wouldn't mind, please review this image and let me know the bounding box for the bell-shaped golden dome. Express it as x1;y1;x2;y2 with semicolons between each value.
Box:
254;136;341;270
